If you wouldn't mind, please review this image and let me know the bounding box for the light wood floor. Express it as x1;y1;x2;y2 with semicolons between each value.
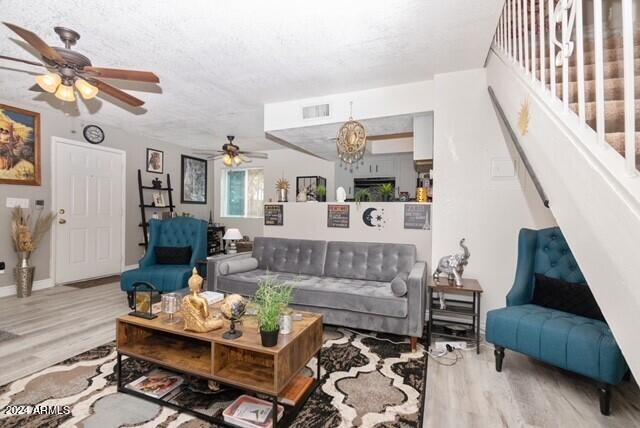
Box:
423;343;640;427
0;282;128;386
1;285;638;427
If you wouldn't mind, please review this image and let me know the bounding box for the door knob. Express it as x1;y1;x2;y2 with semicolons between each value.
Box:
59;208;65;214
59;219;66;224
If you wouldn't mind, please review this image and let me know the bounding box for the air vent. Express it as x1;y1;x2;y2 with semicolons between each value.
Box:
302;104;330;120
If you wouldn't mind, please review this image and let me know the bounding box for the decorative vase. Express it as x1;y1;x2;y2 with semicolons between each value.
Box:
260;327;280;347
14;251;34;298
278;188;288;202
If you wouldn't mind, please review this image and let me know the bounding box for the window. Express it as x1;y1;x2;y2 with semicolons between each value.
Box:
220;168;264;218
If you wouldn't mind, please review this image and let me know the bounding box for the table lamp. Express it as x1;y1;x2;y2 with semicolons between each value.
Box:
223;228;243;254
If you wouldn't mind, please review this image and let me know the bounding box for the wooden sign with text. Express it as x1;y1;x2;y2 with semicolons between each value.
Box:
327;204;350;228
264;204;284;226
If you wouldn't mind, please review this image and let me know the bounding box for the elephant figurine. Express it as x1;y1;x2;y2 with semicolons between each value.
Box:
433;239;470;286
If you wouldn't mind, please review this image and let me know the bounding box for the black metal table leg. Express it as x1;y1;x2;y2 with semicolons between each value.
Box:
476;292;481;354
272;394;279;427
427;287;433;350
117;352;122;389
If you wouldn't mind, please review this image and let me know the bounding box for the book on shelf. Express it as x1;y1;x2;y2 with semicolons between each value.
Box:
223;395;283;428
126;369;183;399
199;291;224;305
278;375;314;406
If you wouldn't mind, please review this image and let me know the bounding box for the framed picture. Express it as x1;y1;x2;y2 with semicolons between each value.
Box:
146;148;164;174
0;104;41;185
181;155;207;204
152;192;165;207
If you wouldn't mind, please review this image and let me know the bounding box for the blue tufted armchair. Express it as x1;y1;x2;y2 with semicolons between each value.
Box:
486;227;628;415
121;217;208;296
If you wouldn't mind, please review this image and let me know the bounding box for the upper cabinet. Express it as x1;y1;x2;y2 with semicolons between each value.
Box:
413;113;434;160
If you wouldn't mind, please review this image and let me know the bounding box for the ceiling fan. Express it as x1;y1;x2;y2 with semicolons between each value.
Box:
193;136;268;167
0;22;159;107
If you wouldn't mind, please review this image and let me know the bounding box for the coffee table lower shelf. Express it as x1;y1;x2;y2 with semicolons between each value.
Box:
116;351;320;428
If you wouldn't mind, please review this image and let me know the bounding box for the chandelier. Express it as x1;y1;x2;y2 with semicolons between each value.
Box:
336;102;366;167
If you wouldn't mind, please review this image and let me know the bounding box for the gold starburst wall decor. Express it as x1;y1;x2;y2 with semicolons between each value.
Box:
518;97;531;136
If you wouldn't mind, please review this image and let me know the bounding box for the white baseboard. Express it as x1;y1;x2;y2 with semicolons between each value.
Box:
0;278;55;298
122;264;139;272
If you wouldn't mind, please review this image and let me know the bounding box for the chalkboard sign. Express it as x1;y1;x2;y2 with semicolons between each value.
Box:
404;204;430;230
327;204;350;228
264;204;284;226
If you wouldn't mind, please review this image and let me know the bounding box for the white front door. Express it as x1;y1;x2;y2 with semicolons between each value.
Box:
54;139;124;284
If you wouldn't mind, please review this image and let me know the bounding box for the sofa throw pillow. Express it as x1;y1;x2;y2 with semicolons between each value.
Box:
390;272;409;297
219;257;259;275
532;274;605;322
154;246;192;265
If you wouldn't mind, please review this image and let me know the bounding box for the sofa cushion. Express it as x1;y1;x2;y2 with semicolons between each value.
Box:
121;265;192;292
217;270;408;319
219;257;259;275
323;241;417;282
252;237;327;276
486;304;627;385
532;274;605;321
390;272;408;297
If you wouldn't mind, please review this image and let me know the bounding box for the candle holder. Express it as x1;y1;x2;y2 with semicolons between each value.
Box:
161;293;181;325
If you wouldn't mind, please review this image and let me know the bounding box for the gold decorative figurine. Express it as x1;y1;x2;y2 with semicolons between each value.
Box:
182;268;223;332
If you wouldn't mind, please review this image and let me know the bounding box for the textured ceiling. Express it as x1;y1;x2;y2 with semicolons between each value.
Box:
0;0;502;151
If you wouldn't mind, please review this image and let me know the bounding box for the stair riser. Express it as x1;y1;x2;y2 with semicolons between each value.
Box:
555;77;640;103
605;133;640;156
543;45;640;66
535;59;640;83
576;103;640;133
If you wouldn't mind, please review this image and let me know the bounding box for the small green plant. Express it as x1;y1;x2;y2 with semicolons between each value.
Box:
355;188;372;206
377;183;395;201
316;185;326;200
254;276;294;332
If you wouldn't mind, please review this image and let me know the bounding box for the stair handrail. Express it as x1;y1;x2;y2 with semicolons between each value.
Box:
488;86;550;208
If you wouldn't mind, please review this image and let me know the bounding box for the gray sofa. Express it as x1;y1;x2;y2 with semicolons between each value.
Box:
209;237;427;350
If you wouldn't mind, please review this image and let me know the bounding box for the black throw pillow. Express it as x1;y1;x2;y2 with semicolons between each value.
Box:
532;274;605;322
155;246;192;265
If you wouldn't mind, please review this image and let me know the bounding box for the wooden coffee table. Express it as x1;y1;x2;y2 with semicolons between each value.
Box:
116;308;323;426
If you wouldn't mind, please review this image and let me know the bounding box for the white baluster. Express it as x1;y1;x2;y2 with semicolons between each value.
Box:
540;0;546;88
622;0;637;174
561;0;569;111
593;0;606;146
530;0;536;79
508;0;513;59
518;0;524;67
576;0;586;125
549;0;556;98
524;0;530;73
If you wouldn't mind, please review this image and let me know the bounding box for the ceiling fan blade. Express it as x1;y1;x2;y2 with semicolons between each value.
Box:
192;150;224;155
0;54;45;67
3;22;63;63
239;151;269;159
92;79;145;107
84;66;159;83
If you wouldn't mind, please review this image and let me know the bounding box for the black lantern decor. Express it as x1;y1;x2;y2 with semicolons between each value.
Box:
128;282;160;320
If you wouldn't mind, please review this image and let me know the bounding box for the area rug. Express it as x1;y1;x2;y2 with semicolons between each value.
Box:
0;328;427;428
0;330;19;344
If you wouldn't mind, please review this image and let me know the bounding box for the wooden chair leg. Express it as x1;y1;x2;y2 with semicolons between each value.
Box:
494;346;505;372
410;336;418;352
598;384;612;416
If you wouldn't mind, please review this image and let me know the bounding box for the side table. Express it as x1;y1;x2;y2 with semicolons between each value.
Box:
427;278;483;354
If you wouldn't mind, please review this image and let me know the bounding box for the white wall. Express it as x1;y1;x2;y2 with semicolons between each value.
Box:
264;202;432;262
431;68;556;328
212;149;336;239
264;80;434;132
0;99;213;290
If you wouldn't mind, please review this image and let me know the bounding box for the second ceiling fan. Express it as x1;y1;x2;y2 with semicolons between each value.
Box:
1;22;159;107
193;136;268;167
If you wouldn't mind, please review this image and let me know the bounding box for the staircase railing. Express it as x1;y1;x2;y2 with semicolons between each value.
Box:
492;0;637;175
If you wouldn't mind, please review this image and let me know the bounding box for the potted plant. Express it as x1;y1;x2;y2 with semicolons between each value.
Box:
315;184;327;202
354;188;372;207
254;276;294;347
276;178;290;202
378;183;395;202
10;206;55;298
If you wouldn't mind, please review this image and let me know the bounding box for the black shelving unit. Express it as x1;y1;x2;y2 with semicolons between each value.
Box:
427;278;483;354
137;169;175;248
207;225;226;255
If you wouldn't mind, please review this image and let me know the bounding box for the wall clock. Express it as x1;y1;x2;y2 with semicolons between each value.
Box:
83;125;105;144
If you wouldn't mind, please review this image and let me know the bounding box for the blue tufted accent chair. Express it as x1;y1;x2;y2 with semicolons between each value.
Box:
121;217;207;295
486;227;628;415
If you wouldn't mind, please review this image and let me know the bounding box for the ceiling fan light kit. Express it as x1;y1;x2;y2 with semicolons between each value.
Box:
54;82;75;102
35;72;60;93
2;22;160;108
